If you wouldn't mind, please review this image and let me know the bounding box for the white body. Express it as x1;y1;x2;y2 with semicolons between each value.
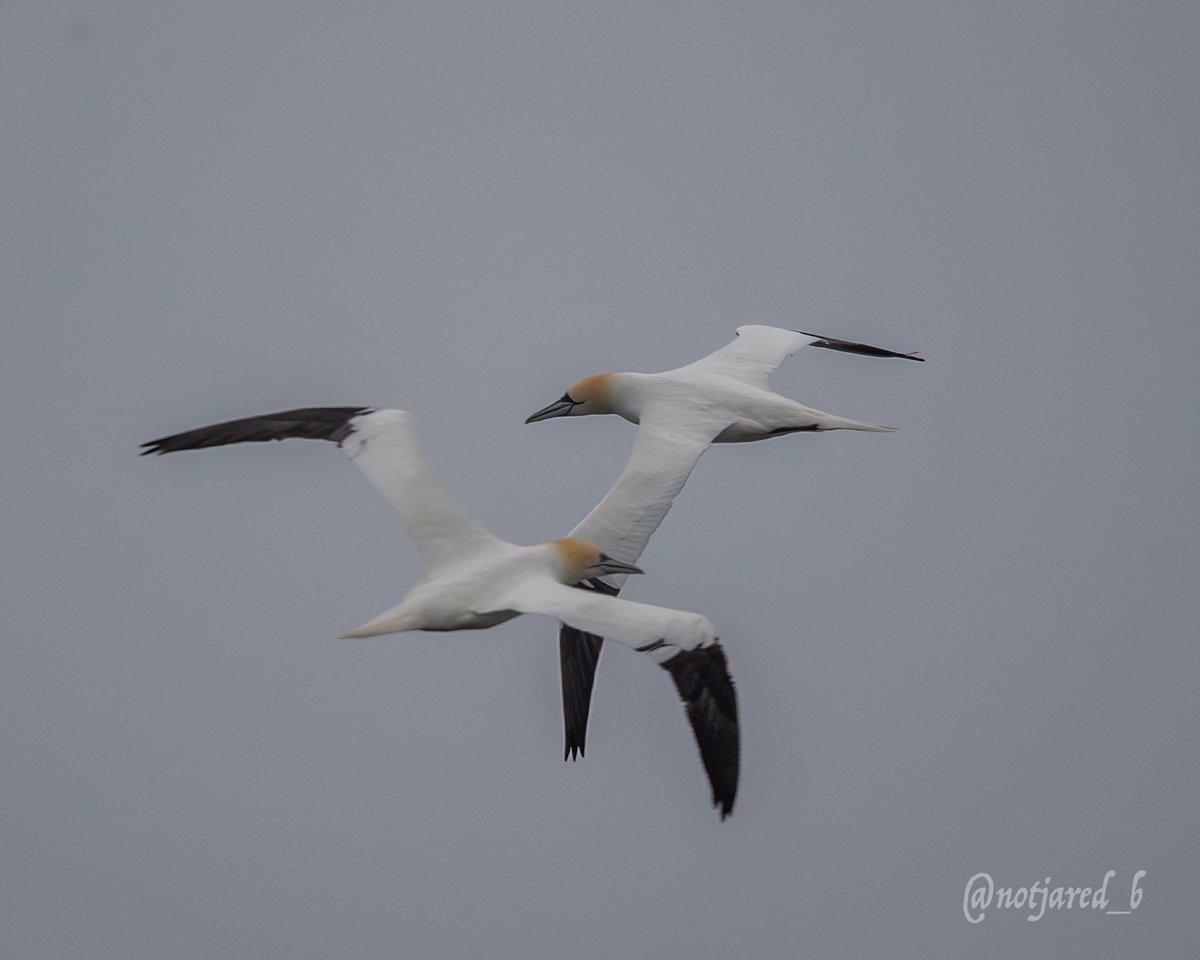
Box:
592;325;895;438
543;325;905;570
321;410;717;662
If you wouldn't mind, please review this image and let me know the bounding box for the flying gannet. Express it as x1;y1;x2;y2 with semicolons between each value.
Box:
141;407;739;818
526;325;922;760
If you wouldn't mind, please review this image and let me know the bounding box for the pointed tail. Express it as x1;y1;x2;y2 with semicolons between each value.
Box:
338;604;411;639
817;414;896;432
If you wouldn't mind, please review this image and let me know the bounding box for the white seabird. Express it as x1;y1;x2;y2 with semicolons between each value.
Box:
525;325;922;759
142;406;739;819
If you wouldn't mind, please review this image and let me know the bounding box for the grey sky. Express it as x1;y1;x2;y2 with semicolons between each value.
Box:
3;2;1198;957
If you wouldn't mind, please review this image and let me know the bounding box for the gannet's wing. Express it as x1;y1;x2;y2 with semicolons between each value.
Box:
560;416;726;760
687;324;922;390
797;330;924;362
556;578;616;762
141;407;500;570
498;578;739;820
569;420;719;568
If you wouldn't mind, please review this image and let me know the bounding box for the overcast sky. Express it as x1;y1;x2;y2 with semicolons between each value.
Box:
4;3;1199;957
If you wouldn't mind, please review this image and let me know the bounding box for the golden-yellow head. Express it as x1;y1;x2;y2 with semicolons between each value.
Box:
525;373;616;423
550;537;644;582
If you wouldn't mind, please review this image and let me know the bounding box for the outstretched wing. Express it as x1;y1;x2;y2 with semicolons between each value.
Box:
502;578;739;820
141;407;500;571
570;422;717;567
685;324;922;390
559;417;725;760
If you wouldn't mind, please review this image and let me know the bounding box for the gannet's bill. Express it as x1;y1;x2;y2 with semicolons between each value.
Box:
142;407;739;819
527;325;922;759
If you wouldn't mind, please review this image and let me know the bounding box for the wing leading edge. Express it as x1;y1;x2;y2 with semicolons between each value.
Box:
142;406;499;570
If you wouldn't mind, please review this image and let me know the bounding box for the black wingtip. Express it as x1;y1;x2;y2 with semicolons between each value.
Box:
797;331;925;362
660;642;740;820
140;406;375;456
559;579;621;762
560;624;604;762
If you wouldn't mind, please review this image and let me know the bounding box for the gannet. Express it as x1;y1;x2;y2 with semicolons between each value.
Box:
526;325;922;759
141;407;739;818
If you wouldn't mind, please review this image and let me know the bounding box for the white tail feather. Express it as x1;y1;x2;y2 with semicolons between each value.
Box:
338;605;411;639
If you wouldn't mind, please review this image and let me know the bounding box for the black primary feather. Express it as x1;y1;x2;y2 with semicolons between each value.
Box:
660;642;740;820
797;331;924;362
140;407;374;455
559;578;619;760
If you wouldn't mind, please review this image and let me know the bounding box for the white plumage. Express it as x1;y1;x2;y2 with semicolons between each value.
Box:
142;406;739;818
527;325;922;758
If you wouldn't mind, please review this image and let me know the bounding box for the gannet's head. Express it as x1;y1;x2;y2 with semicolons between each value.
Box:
550;537;644;583
525;373;617;423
